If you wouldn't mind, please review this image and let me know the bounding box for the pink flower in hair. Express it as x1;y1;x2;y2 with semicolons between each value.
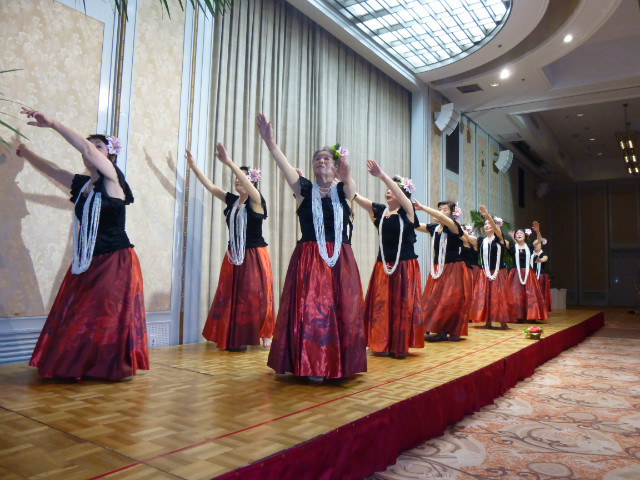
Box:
525;228;532;236
464;224;474;235
542;237;547;245
337;146;349;157
247;168;261;184
494;216;503;227
401;177;415;193
106;136;122;155
452;206;462;221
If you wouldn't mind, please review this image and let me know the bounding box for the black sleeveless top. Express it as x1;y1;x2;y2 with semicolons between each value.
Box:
426;220;463;263
532;249;547;274
372;203;419;262
70;166;134;256
508;242;535;269
224;192;268;249
460;244;478;269
297;177;353;244
479;235;506;270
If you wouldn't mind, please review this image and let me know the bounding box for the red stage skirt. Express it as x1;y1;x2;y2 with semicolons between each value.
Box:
463;265;481;323
423;261;470;336
29;248;149;380
468;268;516;324
202;246;275;349
364;259;424;354
538;273;552;312
267;241;367;379
508;268;549;320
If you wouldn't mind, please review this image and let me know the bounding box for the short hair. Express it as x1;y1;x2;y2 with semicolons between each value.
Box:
87;134;116;163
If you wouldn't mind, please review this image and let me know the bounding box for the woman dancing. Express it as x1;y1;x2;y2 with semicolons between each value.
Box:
353;160;423;358
415;200;469;342
467;205;515;329
257;113;366;382
186;143;275;350
532;238;552;312
18;107;148;380
507;222;549;322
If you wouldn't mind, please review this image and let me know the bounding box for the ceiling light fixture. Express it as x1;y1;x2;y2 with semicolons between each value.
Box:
563;34;573;43
499;68;510;79
615;103;639;176
576;113;584;117
490;81;500;87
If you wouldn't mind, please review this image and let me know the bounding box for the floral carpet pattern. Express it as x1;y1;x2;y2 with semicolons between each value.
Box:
371;312;640;480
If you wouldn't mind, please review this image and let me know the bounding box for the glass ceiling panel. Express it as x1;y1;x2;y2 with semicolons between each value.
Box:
325;0;511;73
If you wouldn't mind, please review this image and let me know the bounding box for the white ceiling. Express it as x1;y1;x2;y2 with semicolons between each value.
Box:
292;0;640;182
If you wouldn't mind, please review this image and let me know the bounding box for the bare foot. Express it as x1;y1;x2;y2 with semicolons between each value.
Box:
262;337;272;348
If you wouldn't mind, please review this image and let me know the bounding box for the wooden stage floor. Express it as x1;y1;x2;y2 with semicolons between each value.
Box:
0;309;603;480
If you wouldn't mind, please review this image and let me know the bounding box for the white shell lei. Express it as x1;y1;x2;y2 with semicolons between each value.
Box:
71;180;102;274
515;243;531;285
531;252;542;279
481;236;500;281
312;182;343;267
226;198;248;265
430;227;447;279
378;208;404;275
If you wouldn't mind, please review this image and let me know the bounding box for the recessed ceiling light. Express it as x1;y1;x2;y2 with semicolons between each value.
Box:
563;34;573;43
499;68;510;80
597;152;603;156
576;113;584;117
589;137;596;141
490;82;500;87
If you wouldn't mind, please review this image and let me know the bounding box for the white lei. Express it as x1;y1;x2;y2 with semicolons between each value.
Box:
312;182;343;267
378;208;403;275
532;251;542;279
226;197;248;265
71;180;102;274
482;236;500;281
515;243;531;285
430;226;447;279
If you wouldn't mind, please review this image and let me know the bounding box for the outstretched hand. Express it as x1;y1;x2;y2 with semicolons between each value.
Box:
16;143;29;158
366;159;384;178
214;142;232;166
336;155;351;181
185;149;196;169
21;107;54;128
479;204;488;217
532;220;540;233
256;113;274;145
412;198;426;211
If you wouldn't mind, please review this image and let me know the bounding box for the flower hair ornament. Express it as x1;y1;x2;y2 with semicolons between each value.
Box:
331;144;349;162
452;205;462;222
464;224;474;236
542;237;548;245
106;136;123;155
493;216;504;227
525;228;532;237
247;168;261;184
400;177;415;193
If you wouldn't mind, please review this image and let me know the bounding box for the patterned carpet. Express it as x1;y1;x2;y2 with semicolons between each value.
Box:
369;310;640;480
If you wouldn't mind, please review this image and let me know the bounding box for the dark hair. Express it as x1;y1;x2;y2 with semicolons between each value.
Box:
87;134;116;163
392;175;411;199
312;147;336;164
437;200;456;216
239;166;258;188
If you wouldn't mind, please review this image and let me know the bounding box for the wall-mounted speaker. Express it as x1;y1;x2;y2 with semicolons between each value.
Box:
494;149;513;173
433;103;460;136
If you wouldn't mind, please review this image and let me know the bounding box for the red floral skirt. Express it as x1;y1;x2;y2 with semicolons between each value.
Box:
468;268;516;324
202;246;275;349
463;265;481;322
29;248;149;380
267;241;367;378
423;261;470;336
364;258;424;354
538;273;552;312
508;268;549;320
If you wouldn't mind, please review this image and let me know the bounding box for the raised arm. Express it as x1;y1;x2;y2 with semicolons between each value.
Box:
214;142;263;214
478;204;504;242
16;143;74;189
367;159;414;223
335;154;356;202
256;113;301;199
185;149;226;201
21;108;118;184
532;221;543;246
416;222;429;234
352;193;376;223
463;231;478;248
412;199;457;232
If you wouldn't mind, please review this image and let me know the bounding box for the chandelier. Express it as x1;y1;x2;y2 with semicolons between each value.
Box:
615;104;639;176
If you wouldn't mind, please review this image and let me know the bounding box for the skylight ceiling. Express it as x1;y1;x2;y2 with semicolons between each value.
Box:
325;0;511;73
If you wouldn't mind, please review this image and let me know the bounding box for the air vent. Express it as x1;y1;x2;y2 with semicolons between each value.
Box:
457;84;483;93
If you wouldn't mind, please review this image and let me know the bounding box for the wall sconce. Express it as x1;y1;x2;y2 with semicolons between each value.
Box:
615;104;639;176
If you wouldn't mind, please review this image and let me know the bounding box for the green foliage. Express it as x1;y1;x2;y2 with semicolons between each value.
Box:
0;69;28;147
112;0;232;19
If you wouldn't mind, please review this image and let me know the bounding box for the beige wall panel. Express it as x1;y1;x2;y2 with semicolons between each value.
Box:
476;135;488;207
610;183;639;245
461;123;475;224
430;99;442;207
549;188;576;290
0;0;103;317
125;0;185;312
445;179;459;207
489;143;500;212
501;168;514;221
579;185;607;291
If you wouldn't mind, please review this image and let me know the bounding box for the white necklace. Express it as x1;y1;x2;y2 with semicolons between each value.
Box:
532;252;542;279
71;180;102;274
430;226;447;279
312;182;343;267
378;207;403;275
515;243;531;285
482;236;500;281
226;198;248;265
